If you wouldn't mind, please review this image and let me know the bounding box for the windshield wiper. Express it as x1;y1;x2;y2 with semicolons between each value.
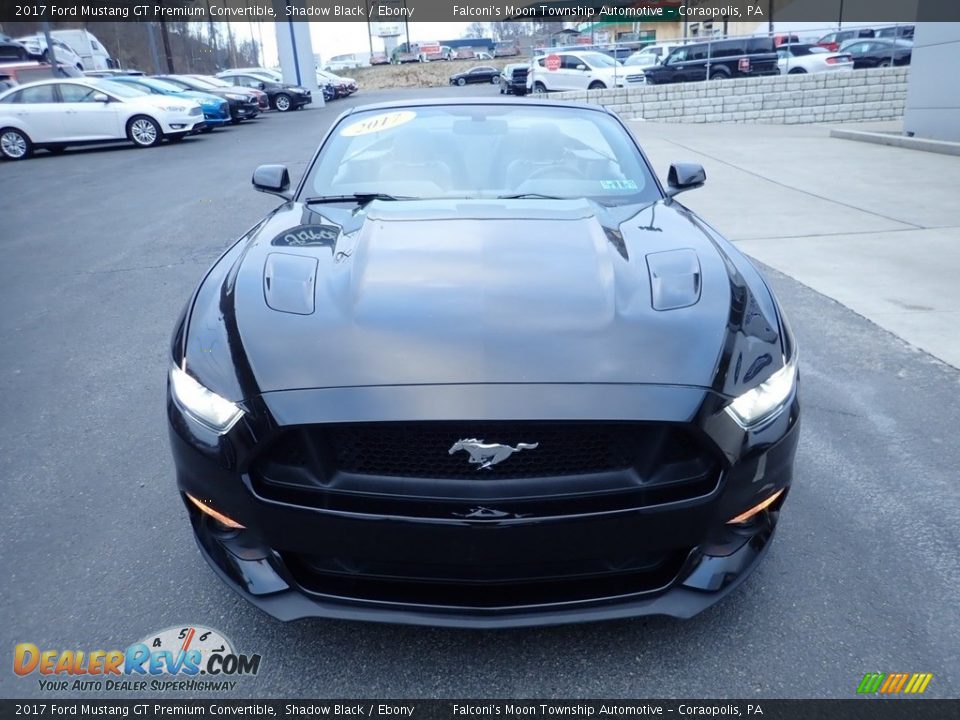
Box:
496;192;567;200
304;193;412;206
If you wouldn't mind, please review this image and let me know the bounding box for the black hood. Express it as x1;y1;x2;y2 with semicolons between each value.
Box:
183;199;784;401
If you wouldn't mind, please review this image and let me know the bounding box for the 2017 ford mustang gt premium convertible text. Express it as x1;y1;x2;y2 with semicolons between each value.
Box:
168;99;800;627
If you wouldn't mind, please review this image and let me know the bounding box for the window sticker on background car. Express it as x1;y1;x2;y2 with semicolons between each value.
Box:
600;179;639;191
340;110;416;137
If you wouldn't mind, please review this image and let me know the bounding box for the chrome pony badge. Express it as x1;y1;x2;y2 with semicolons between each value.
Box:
448;438;539;470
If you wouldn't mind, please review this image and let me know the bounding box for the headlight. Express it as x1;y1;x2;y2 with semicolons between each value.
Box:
160;105;187;112
169;366;243;434
725;358;798;427
225;93;246;100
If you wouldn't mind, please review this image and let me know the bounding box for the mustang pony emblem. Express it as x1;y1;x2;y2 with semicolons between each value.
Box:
448;438;539;470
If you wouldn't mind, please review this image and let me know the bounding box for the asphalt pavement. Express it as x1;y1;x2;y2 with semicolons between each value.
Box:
1;85;957;699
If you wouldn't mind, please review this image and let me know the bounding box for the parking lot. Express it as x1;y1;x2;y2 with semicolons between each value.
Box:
1;86;958;698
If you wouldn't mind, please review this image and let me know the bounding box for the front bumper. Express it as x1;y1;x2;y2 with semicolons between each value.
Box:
228;101;259;120
169;383;799;628
158;113;205;134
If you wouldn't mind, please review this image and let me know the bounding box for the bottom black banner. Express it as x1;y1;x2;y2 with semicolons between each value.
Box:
0;700;956;720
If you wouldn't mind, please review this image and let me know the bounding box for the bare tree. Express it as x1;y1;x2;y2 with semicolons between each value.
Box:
462;22;487;39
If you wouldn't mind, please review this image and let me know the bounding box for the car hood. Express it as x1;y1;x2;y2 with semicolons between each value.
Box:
129;94;200;109
181;90;222;105
186;199;784;399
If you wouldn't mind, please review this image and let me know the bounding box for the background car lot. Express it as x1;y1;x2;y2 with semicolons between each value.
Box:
1;85;958;698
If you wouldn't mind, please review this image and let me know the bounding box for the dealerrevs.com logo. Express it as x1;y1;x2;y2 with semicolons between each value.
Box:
13;625;261;693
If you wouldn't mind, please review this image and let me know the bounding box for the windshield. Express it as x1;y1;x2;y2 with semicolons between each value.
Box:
250;70;282;82
580;52;620;68
190;76;228;89
92;79;149;98
302;104;660;207
138;77;186;93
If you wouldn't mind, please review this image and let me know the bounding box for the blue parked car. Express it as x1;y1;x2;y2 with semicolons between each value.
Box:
104;76;231;131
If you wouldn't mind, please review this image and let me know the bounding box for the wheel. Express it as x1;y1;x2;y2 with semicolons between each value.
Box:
588;81;607;90
499;85;505;94
200;126;215;134
491;76;499;84
533;82;547;94
126;115;162;148
274;93;293;112
878;59;892;68
230;117;243;125
457;77;466;86
0;128;32;160
788;67;807;74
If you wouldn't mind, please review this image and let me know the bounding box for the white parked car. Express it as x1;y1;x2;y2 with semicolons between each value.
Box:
625;43;685;66
14;35;85;70
777;43;854;74
327;53;365;71
0;78;205;160
528;51;625;93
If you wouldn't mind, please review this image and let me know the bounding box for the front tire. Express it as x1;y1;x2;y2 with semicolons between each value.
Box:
588;81;607;90
274;93;293;112
127;115;162;148
491;76;498;84
788;67;807;74
533;82;547;94
457;77;466;86
878;59;892;68
709;70;729;80
0;127;32;160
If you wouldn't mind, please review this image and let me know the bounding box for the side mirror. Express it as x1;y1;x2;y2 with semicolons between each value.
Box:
666;163;706;199
576;64;587;71
252;164;291;200
93;92;109;103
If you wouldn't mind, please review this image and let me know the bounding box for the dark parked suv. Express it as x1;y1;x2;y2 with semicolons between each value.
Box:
499;63;529;95
643;37;779;84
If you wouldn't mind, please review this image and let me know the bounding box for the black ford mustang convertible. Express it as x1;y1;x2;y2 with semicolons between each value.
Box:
168;99;800;627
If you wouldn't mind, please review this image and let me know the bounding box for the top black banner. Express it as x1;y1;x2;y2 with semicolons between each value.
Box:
0;0;958;24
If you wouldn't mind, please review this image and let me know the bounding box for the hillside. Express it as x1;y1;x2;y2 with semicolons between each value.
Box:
348;58;521;90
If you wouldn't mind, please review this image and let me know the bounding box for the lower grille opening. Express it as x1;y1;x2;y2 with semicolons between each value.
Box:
283;550;690;608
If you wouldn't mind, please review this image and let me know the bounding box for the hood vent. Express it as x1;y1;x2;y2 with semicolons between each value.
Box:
646;249;702;311
263;253;318;315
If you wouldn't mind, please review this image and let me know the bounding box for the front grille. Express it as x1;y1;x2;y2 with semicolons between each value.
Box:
251;421;721;516
333;422;640;479
626;74;646;83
